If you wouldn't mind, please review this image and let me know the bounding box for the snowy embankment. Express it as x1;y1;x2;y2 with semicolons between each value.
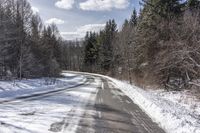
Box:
67;71;200;133
108;78;200;133
0;73;99;133
0;73;86;101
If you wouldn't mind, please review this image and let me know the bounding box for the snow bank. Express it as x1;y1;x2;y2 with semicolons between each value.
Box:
0;77;100;133
0;72;98;133
67;71;200;133
108;78;200;133
0;73;86;100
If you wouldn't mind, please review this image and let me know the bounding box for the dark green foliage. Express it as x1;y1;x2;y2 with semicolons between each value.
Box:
99;19;117;72
60;40;83;71
84;32;99;65
187;0;200;9
141;0;183;19
130;8;137;26
0;0;62;79
123;19;129;28
82;19;117;73
83;32;100;72
81;0;200;90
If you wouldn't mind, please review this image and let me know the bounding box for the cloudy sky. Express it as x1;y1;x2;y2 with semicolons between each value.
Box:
29;0;140;40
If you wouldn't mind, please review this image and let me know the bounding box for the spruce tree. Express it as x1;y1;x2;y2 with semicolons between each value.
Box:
130;8;137;26
99;19;117;72
187;0;200;9
83;32;100;72
141;0;182;19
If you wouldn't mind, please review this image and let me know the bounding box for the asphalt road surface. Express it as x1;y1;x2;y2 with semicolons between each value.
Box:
0;73;165;133
75;77;165;133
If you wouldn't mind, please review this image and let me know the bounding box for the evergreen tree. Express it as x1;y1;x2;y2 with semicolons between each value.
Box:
0;0;62;79
123;19;129;29
83;32;99;72
99;19;117;72
141;0;182;20
131;0;183;84
30;14;46;77
187;0;200;9
130;8;137;26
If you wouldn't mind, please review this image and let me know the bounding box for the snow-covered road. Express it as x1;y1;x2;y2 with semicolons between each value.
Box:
0;72;165;133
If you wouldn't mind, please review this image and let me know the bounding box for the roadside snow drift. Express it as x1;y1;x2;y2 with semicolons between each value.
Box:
108;78;200;133
67;71;200;133
0;73;86;101
1;71;200;133
0;72;100;133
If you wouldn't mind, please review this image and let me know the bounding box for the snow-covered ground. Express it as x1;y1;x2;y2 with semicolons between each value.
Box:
0;73;86;101
68;71;200;133
0;73;100;133
1;71;200;133
108;78;200;133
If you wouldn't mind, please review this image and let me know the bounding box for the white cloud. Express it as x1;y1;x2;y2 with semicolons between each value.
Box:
79;0;130;11
31;7;39;14
60;32;83;40
55;0;75;10
77;24;106;34
61;23;105;40
45;18;65;25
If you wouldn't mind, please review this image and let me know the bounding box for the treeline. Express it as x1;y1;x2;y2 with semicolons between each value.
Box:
60;40;84;71
0;0;62;79
2;0;200;90
83;20;117;73
82;0;200;90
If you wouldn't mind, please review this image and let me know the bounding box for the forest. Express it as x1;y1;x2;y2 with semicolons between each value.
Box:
0;0;62;79
1;0;200;91
81;0;200;90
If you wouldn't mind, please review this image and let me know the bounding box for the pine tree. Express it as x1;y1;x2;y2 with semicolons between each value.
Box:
83;32;100;72
40;25;61;77
123;19;129;29
0;0;19;78
130;0;183;84
49;24;62;65
99;19;117;72
0;0;62;79
187;0;200;9
130;8;137;26
30;14;46;77
141;0;182;20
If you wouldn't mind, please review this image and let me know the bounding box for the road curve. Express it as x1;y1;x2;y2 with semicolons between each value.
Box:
65;73;166;133
0;72;165;133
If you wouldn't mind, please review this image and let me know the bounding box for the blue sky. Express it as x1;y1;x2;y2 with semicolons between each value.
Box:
29;0;140;40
